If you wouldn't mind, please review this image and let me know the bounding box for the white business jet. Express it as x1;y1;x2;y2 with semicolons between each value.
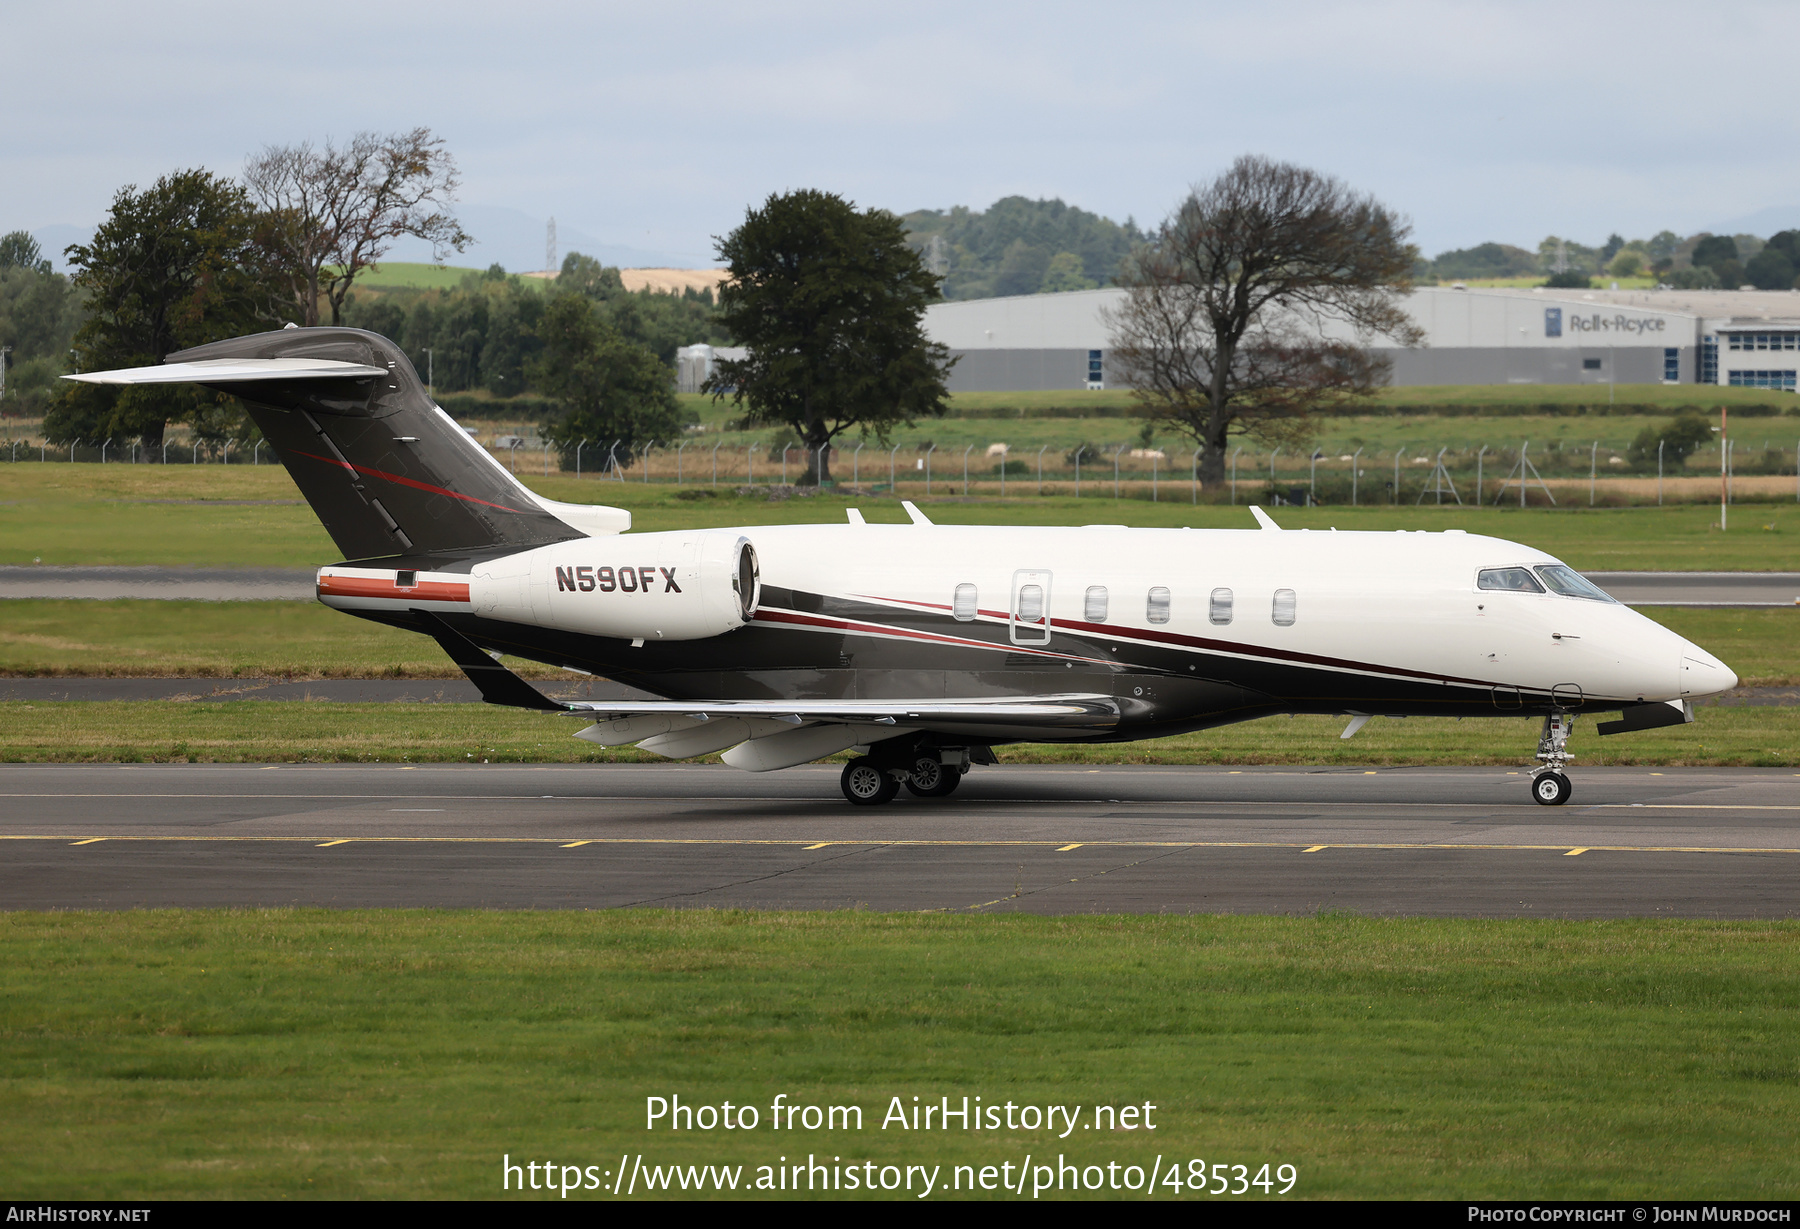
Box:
70;327;1738;807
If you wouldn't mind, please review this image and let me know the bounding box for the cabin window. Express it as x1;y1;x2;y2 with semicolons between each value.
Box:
1018;584;1044;623
1209;587;1233;625
1477;567;1544;593
1084;585;1109;622
953;583;978;621
1271;588;1296;626
1146;586;1171;624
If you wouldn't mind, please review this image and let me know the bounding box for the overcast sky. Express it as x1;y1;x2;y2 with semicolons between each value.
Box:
9;1;1800;271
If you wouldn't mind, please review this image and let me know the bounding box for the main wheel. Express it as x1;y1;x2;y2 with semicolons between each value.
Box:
841;757;899;806
905;754;963;798
1532;771;1572;807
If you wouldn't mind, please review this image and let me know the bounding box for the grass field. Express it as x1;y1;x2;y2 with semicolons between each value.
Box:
5;465;1799;569
0;700;1787;767
4;910;1800;1199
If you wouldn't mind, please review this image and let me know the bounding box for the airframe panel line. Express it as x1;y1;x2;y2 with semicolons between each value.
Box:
8;835;1800;855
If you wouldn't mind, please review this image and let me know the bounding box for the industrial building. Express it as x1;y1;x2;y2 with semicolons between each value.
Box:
675;285;1800;394
920;285;1800;393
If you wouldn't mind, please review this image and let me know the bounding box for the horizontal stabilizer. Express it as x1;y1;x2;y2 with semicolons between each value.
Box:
64;358;386;385
413;610;572;712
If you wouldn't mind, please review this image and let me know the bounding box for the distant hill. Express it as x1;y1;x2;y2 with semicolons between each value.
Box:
903;197;1145;300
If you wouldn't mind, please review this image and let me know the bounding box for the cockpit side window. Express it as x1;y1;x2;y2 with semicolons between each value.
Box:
1477;567;1545;593
1535;565;1617;602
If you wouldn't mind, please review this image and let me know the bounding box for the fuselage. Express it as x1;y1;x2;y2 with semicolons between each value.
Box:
319;520;1737;745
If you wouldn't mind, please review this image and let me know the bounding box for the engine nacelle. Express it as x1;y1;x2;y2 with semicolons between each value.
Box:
470;530;758;641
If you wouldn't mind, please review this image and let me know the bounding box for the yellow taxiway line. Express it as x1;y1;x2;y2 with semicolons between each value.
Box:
4;835;1799;855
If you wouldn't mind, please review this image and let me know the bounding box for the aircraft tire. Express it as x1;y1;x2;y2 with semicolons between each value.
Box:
905;756;963;798
842;757;899;806
1531;771;1572;807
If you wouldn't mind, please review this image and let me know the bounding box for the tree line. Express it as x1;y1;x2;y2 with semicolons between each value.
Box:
1422;229;1800;290
902;197;1145;300
0;129;729;455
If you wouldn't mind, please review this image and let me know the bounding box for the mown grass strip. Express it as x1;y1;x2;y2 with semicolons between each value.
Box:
2;910;1799;1199
0;701;1790;766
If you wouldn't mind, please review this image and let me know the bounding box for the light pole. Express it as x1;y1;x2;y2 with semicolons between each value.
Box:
101;437;112;464
643;440;656;484
576;440;587;477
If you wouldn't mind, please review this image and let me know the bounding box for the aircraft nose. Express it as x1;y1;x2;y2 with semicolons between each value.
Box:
1678;642;1738;698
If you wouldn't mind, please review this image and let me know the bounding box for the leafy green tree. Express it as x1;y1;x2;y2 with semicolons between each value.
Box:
0;231;52;274
1607;250;1644;278
0;262;84;418
557;251;625;300
1746;247;1797;290
531;294;680;469
1629;413;1714;468
902;197;1143;300
709;190;954;485
1039;251;1097;293
1691;234;1739;273
47;169;286;448
1542;270;1594;289
1428;242;1537;280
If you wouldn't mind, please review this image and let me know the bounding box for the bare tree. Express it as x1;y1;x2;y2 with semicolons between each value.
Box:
245;128;471;327
1106;156;1422;484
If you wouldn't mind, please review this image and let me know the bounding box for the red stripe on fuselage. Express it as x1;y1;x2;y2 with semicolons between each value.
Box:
752;608;1079;661
318;575;471;602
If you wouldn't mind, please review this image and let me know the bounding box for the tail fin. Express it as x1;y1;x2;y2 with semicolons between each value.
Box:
68;326;596;562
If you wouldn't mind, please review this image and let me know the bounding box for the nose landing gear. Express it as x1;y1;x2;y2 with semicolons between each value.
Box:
1531;712;1575;806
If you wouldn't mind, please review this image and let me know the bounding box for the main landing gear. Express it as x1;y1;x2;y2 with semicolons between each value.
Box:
1530;712;1575;806
839;745;974;806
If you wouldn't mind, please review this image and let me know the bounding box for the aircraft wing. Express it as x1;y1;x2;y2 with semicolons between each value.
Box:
63;358;387;384
561;695;1120;725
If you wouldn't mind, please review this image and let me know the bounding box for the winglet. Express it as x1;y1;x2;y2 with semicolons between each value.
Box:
1249;506;1282;531
901;501;934;526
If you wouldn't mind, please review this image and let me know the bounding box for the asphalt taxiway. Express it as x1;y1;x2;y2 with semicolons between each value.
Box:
3;763;1796;917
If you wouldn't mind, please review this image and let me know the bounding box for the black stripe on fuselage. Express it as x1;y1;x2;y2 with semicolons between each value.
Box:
344;583;1601;735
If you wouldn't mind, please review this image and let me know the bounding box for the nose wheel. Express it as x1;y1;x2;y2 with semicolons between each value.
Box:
1532;771;1573;806
1530;712;1575;806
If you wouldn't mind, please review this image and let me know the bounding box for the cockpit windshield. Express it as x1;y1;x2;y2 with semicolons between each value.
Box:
1535;565;1617;602
1477;567;1544;593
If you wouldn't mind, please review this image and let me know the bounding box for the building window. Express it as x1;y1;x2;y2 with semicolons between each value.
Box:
1086;349;1104;390
1083;585;1108;623
1209;588;1233;625
1271;588;1297;627
1726;370;1798;390
1701;337;1718;384
952;583;977;621
1146;587;1171;624
1544;308;1562;338
1582;358;1602;371
1663;348;1679;383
